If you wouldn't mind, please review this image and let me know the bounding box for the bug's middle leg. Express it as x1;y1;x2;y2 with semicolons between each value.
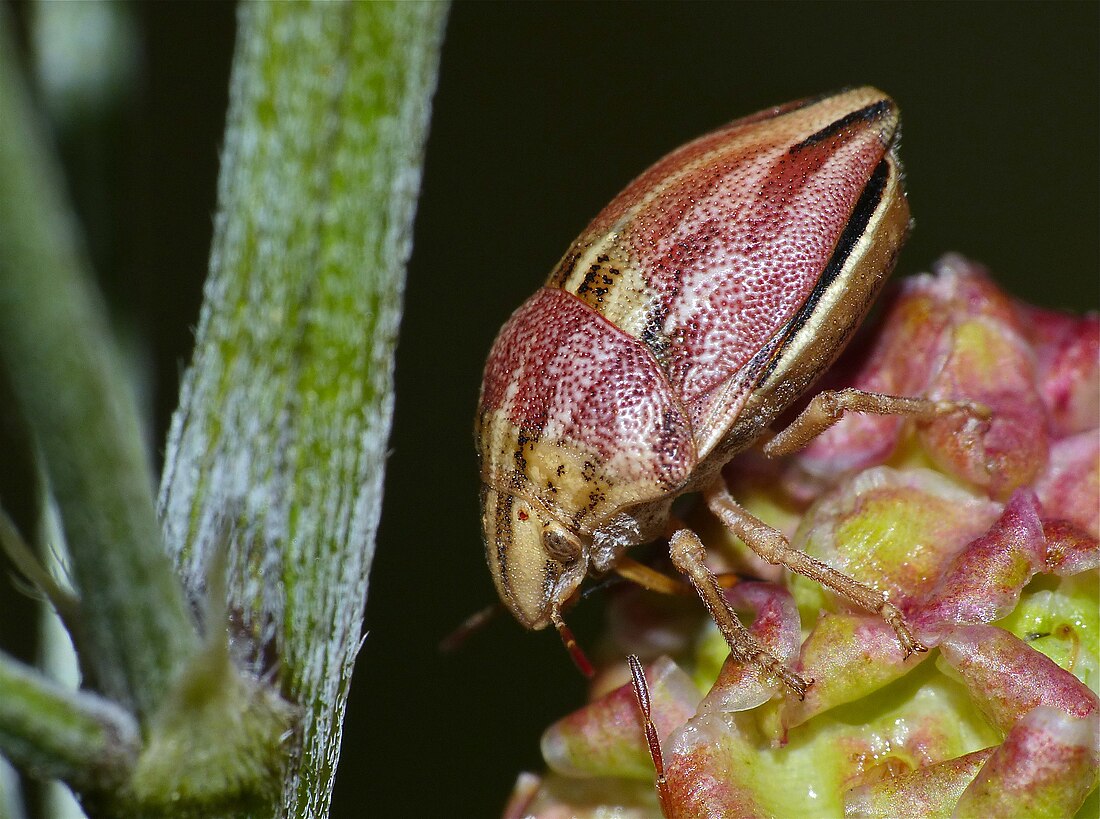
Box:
668;527;810;698
704;481;925;657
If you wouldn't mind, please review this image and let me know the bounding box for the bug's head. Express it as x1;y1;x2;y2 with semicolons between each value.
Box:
480;486;588;631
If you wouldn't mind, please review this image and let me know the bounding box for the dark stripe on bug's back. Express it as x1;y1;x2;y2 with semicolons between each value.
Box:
640;306;673;371
755;158;891;386
542;562;556;599
506;424;544;492
513;428;532;475
494;489;516;600
790;100;894;151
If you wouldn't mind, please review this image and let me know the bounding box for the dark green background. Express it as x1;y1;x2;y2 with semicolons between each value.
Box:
3;3;1097;817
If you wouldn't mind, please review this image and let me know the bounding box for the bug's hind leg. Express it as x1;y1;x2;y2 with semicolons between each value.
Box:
668;527;810;698
761;387;988;457
704;481;925;657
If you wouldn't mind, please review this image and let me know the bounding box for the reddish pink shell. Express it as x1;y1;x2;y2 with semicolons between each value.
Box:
482;288;695;491
480;88;905;498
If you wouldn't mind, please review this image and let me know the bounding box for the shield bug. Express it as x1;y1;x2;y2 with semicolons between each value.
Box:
476;87;983;695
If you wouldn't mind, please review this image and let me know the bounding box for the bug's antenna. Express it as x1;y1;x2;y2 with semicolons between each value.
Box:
439;603;501;654
628;655;671;815
551;608;594;678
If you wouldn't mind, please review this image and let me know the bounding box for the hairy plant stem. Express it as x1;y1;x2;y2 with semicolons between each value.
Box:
156;3;448;815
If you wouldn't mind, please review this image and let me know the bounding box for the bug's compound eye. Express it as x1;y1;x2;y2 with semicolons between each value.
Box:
480;487;587;631
543;525;582;565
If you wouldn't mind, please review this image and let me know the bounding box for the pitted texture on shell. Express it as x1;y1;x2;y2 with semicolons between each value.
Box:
549;87;901;452
476;87;909;635
479;288;694;525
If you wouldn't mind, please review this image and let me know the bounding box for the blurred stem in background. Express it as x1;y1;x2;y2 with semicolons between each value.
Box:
0;0;199;726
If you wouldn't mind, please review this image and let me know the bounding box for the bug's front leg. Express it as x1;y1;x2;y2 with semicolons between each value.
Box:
704;481;926;657
761;387;989;457
668;528;811;698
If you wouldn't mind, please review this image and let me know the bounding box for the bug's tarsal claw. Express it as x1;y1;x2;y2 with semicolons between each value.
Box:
772;661;811;700
904;640;930;658
880;601;925;658
942;399;992;421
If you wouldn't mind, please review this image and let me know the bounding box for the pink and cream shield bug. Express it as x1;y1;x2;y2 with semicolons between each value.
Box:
475;87;984;695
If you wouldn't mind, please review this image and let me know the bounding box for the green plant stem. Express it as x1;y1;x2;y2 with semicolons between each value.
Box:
0;7;197;721
0;650;139;795
156;3;448;815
